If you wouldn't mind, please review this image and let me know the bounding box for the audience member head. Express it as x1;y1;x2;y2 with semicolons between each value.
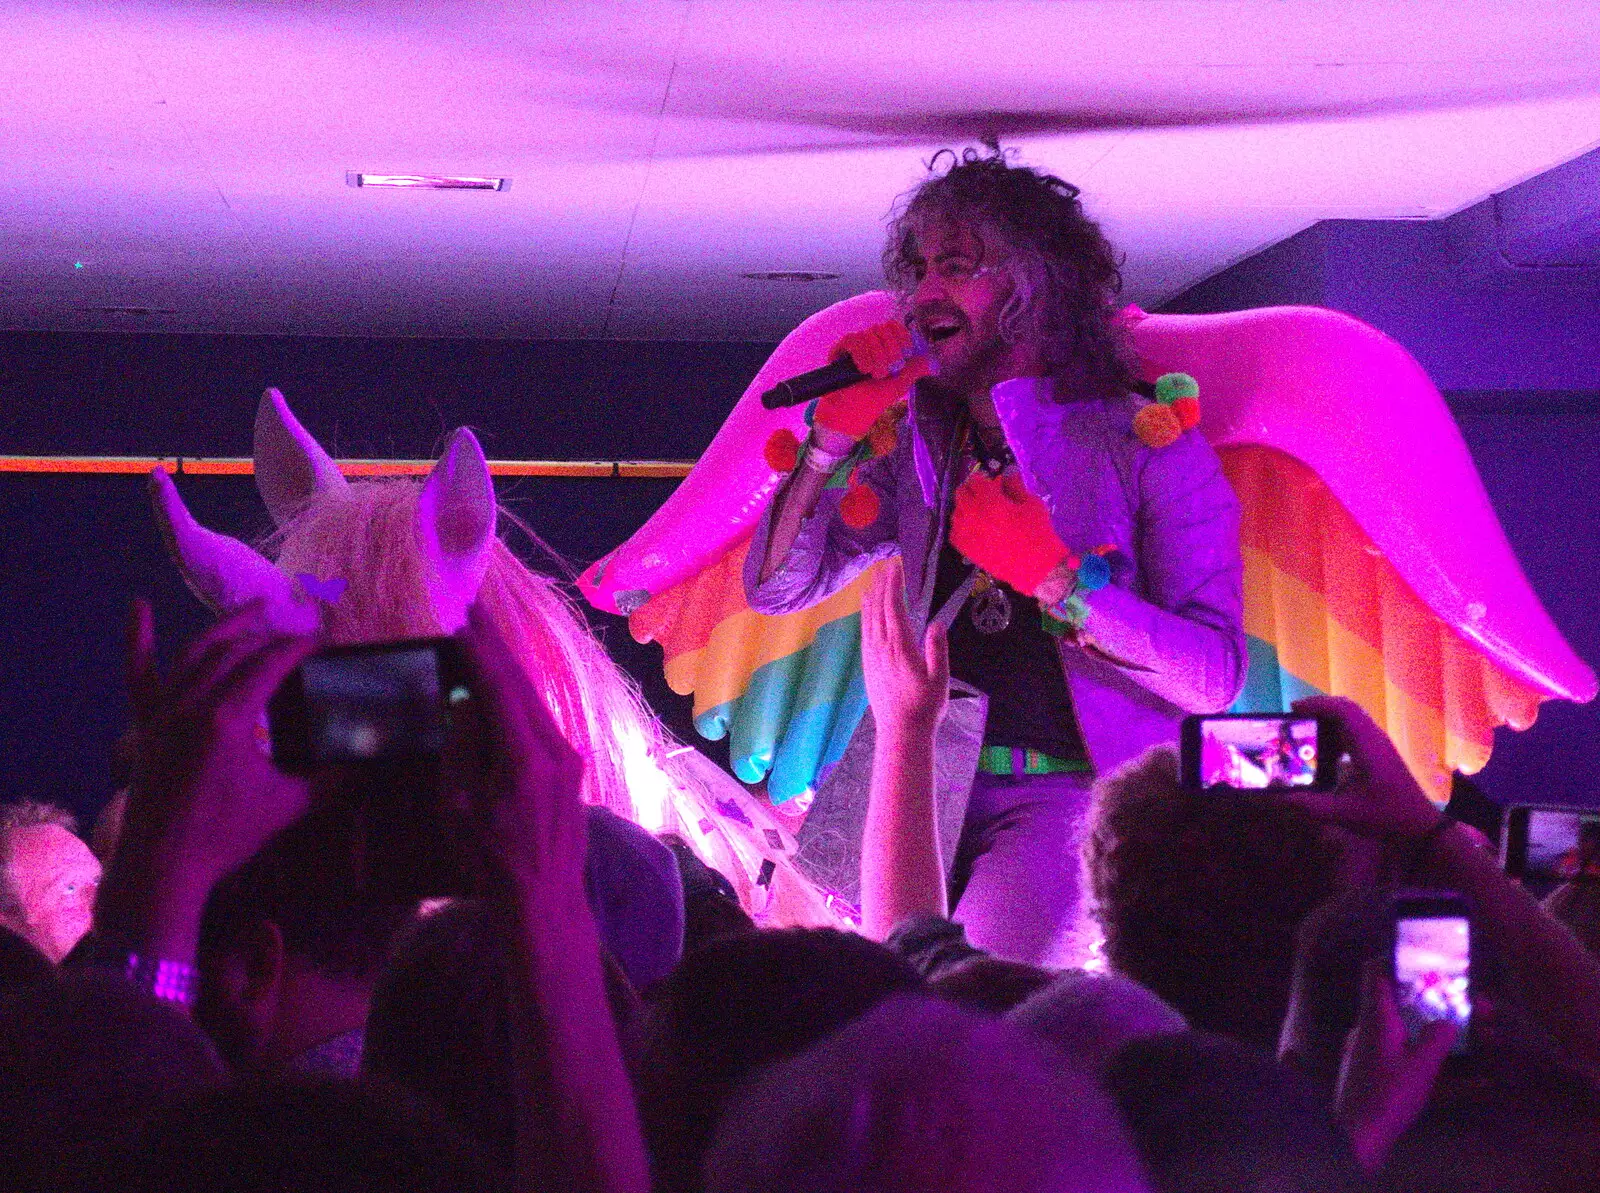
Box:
1084;744;1343;1050
705;993;1150;1193
195;804;411;1075
0;799;101;963
930;955;1055;1013
661;832;755;956
1104;1029;1363;1193
363;897;640;1173
93;1076;499;1193
638;927;925;1193
0;974;224;1190
1011;968;1186;1076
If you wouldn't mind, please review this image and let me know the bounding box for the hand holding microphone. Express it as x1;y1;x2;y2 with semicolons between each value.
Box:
763;321;933;441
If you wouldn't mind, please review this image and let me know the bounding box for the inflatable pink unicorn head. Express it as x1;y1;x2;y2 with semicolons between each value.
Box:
151;388;839;926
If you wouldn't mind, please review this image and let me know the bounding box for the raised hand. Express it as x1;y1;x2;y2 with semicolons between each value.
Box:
99;599;317;960
1336;962;1457;1171
813;321;931;440
1279;695;1442;841
861;556;948;739
453;603;589;910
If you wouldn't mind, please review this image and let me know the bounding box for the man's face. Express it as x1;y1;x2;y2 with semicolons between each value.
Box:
1;825;101;963
904;220;1016;397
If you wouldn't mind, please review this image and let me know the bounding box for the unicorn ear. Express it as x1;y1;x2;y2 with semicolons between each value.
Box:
149;469;320;634
253;387;348;526
416;428;496;633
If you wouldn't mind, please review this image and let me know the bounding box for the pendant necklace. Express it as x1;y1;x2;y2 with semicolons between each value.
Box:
961;420;1016;635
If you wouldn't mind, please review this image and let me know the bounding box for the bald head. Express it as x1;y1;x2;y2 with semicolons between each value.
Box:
0;807;101;964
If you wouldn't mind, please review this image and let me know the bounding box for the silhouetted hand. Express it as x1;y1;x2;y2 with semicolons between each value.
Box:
1337;962;1457;1171
99;599;316;958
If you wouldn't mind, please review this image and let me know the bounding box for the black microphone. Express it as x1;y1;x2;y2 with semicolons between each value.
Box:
760;331;931;410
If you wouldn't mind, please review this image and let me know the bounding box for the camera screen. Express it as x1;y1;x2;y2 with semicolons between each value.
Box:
1198;717;1318;790
301;645;445;764
1395;915;1471;1032
1525;809;1600;881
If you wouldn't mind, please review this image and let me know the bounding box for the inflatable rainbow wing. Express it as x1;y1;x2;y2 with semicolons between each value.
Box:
580;294;1596;806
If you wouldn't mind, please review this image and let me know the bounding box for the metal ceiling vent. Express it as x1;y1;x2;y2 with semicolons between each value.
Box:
739;271;841;282
346;173;510;191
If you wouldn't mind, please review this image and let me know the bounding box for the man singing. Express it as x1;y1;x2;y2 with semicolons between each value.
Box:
745;149;1246;966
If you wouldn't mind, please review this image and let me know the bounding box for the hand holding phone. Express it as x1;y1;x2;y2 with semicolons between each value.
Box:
1261;695;1444;842
267;637;471;772
1336;960;1459;1172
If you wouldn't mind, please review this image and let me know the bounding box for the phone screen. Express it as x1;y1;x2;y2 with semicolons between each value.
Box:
300;644;449;765
1524;809;1600;882
1196;716;1319;790
1394;915;1472;1035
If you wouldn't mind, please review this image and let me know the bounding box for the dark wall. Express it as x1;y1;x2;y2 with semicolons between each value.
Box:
1164;184;1600;810
0;332;775;824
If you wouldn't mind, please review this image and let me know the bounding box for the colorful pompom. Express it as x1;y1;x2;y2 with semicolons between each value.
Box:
1172;394;1201;431
1133;402;1182;449
1154;372;1199;405
839;481;881;529
764;428;802;473
1076;552;1112;592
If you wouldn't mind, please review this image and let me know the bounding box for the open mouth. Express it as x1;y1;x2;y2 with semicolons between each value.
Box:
916;312;965;344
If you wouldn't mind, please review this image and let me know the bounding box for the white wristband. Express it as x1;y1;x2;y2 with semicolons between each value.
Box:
802;436;852;474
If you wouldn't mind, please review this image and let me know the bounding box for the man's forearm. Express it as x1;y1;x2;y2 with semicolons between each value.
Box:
757;426;857;585
861;724;946;940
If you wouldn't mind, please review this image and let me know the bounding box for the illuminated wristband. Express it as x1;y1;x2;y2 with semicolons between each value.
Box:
125;953;199;1007
1044;592;1092;635
84;946;200;1009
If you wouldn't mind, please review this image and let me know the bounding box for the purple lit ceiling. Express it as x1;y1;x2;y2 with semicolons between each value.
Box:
1;0;1598;340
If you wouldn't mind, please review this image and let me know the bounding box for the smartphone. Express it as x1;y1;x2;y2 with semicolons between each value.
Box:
1179;713;1337;792
268;637;471;773
1391;892;1471;1050
1502;805;1600;882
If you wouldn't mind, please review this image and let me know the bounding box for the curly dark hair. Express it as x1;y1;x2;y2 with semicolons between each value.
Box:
884;147;1139;400
1083;745;1344;1052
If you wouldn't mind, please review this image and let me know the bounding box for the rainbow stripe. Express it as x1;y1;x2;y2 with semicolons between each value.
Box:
1222;445;1543;803
629;540;878;803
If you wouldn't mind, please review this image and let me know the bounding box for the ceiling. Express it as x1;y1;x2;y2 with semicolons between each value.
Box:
2;0;1599;341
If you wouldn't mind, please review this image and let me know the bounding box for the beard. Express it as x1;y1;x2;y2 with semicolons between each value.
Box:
929;323;1018;401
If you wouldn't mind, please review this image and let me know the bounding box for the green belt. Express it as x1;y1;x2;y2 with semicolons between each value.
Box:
976;745;1092;777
